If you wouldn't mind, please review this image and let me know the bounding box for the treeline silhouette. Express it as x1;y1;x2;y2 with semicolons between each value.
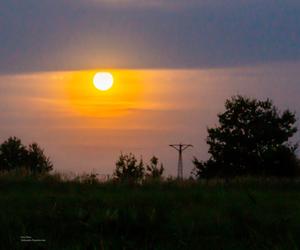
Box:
193;95;299;179
0;137;53;174
0;95;299;180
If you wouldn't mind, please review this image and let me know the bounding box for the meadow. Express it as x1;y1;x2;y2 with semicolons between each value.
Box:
1;174;300;250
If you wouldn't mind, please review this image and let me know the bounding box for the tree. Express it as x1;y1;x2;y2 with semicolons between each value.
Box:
0;137;53;174
0;137;27;171
146;156;164;180
193;95;298;179
27;143;53;174
113;153;145;183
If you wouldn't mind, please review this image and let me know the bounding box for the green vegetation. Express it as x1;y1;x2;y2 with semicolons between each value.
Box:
193;95;299;178
113;153;164;183
145;156;164;180
0;137;53;174
1;173;300;250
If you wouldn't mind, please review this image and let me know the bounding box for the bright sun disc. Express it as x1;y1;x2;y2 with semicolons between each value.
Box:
93;72;114;91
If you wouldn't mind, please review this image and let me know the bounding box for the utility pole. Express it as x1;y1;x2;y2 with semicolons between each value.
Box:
169;144;193;179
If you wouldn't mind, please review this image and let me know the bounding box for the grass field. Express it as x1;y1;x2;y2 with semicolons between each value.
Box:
1;174;300;250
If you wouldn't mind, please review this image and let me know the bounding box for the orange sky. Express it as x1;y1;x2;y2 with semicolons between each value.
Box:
1;63;300;176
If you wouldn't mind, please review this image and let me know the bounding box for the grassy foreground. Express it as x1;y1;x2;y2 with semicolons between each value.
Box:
1;175;300;250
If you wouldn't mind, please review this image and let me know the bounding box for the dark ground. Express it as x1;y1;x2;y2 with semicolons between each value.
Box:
1;175;300;250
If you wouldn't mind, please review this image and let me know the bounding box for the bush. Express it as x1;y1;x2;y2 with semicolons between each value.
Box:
113;153;145;183
146;156;164;180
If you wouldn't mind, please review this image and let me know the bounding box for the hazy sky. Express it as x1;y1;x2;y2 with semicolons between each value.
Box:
0;0;300;176
1;0;300;72
1;64;300;176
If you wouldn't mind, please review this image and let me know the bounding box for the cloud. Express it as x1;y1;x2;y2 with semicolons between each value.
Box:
0;0;300;73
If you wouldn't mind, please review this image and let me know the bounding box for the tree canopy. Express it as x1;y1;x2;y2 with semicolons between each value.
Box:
0;137;53;174
193;96;299;178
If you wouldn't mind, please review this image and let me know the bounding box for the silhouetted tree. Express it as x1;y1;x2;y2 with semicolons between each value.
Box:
27;143;53;174
0;137;53;174
193;96;298;178
0;137;27;171
146;156;164;180
113;153;145;183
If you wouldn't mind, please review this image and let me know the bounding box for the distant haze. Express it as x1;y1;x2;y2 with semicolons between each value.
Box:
1;63;299;176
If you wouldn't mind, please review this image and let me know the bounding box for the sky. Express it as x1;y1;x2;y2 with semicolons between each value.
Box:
1;0;300;72
0;0;300;176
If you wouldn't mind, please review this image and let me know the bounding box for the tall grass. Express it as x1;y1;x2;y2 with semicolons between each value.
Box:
1;173;300;249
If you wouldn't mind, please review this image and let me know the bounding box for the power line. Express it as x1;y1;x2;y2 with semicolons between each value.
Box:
169;143;193;179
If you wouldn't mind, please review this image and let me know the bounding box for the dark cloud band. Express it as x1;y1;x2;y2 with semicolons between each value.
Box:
0;0;300;73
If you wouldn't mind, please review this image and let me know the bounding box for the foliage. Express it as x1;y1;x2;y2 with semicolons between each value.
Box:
113;153;145;183
0;137;27;171
113;153;165;183
76;172;101;184
27;143;53;174
146;156;164;180
193;95;299;179
1;176;300;249
0;137;53;174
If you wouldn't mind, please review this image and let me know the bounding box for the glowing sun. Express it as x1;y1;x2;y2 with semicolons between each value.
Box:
93;72;114;91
